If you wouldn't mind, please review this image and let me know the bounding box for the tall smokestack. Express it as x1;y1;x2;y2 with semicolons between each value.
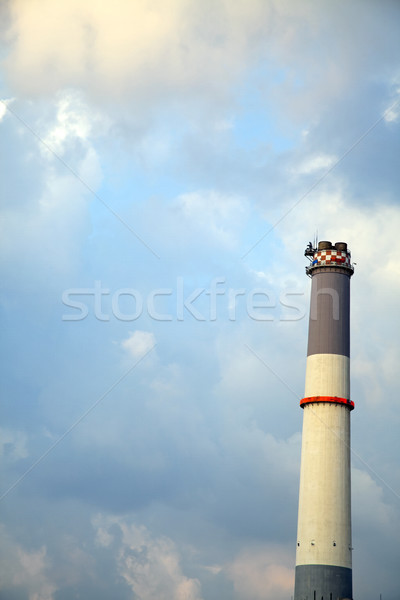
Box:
294;240;354;600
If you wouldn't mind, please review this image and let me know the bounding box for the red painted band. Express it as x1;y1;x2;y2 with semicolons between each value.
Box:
300;396;355;410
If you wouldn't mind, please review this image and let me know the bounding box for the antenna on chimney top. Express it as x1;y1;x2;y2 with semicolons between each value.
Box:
313;230;318;251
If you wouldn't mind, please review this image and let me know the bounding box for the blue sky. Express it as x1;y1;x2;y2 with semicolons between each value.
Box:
1;1;400;599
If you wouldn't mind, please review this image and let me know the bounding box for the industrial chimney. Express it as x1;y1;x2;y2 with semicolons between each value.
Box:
294;240;354;600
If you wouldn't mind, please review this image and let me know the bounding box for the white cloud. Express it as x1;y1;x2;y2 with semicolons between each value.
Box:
225;545;294;600
121;330;156;359
139;190;250;260
293;153;337;175
383;87;400;123
0;169;92;277
43;93;91;150
352;468;398;533
94;515;203;600
39;91;104;187
352;342;399;408
0;427;28;461
0;97;14;121
2;0;262;103
175;190;248;248
6;0;396;127
0;526;56;600
0;92;104;283
202;564;223;575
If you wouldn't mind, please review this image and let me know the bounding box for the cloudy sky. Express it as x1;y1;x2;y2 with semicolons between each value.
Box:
1;1;399;599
